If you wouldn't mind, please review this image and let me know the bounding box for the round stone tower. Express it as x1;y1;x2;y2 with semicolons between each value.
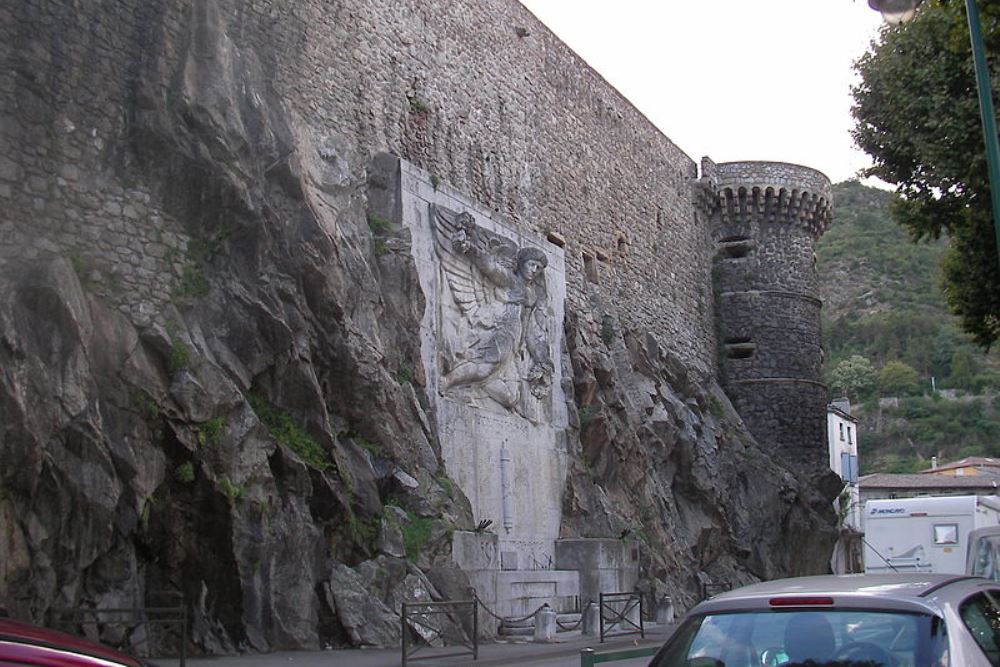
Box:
700;159;833;470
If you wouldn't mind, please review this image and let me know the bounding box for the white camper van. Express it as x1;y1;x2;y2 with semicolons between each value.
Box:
863;494;1000;574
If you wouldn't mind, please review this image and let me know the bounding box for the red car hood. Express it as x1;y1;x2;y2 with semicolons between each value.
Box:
0;617;141;666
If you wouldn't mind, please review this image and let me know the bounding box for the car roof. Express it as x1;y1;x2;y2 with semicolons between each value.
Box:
691;574;987;616
0;617;141;666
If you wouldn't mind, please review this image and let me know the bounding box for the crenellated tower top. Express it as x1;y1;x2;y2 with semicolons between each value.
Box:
698;159;832;237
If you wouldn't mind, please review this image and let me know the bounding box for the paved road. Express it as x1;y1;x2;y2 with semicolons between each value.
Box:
156;625;669;667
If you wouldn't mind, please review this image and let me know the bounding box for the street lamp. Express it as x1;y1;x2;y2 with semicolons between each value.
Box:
868;0;1000;265
867;0;920;24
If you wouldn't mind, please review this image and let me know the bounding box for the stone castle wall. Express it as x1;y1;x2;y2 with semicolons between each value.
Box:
2;1;834;457
1;0;717;373
0;1;191;325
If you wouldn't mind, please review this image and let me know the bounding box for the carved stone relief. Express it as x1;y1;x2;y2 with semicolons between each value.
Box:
431;204;555;423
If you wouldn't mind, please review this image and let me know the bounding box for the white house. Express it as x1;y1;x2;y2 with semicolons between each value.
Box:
828;399;861;531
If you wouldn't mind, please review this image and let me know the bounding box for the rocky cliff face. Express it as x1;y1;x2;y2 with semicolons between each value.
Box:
0;0;838;655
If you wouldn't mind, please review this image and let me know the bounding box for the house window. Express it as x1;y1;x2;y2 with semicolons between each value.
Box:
934;523;959;545
839;424;844;441
847;426;853;445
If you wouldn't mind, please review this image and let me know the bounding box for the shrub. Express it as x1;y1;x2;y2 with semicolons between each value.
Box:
174;462;195;484
402;516;436;561
248;392;333;472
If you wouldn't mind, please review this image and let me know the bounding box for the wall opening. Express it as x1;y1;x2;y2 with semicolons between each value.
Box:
724;337;756;359
583;251;599;284
718;236;753;260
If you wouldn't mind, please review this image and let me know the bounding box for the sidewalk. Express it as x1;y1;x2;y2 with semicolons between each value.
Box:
171;624;671;667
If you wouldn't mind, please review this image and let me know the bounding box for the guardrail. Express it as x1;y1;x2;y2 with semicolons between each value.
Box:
598;592;643;643
401;599;477;666
49;602;187;666
580;645;659;666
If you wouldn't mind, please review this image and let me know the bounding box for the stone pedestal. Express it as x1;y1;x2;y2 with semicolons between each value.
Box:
453;531;580;624
533;605;556;642
555;539;639;605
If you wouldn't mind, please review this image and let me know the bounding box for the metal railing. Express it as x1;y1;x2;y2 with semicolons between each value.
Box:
401;599;477;666
49;601;187;666
581;645;660;666
598;592;643;643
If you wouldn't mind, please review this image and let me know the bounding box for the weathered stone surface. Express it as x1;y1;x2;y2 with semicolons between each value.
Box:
0;0;837;658
326;564;399;648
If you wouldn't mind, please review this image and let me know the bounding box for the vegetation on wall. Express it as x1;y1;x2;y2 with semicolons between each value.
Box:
247;392;334;472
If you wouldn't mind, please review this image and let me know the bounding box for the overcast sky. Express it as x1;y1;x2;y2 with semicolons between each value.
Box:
518;1;887;185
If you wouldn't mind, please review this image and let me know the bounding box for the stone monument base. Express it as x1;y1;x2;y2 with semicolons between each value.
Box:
554;538;639;606
453;531;581;621
451;532;643;622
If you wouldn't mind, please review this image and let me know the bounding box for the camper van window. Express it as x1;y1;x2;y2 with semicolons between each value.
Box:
934;523;959;545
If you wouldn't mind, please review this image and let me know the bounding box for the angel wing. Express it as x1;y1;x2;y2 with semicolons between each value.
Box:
431;204;517;323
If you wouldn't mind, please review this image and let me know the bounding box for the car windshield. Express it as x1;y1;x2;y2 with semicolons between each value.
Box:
648;608;948;667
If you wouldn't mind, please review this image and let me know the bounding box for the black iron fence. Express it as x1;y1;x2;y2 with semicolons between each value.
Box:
49;600;187;666
598;591;644;643
400;599;477;666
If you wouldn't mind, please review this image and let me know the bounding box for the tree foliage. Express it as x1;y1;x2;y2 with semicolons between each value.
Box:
879;360;922;396
830;355;877;400
851;0;1000;347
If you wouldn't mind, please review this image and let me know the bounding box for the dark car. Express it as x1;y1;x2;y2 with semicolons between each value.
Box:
0;616;143;666
647;573;1000;666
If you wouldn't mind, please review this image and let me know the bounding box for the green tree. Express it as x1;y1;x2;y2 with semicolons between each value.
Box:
948;346;978;389
851;0;1000;348
879;360;922;396
830;355;877;400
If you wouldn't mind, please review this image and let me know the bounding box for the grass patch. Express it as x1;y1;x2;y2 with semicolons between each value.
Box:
174;462;195;484
197;417;226;446
136;393;164;444
350;433;382;457
346;515;378;546
578;405;597;427
175;264;209;299
219;478;245;502
402;516;436;561
367;214;393;234
248;392;333;472
168;335;189;375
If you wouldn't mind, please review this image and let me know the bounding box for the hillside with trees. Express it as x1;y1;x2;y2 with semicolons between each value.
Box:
818;181;1000;473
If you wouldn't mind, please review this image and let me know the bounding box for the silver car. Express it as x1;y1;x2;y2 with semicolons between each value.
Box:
647;573;1000;666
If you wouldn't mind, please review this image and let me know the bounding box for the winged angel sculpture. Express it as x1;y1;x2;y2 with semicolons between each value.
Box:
432;205;554;420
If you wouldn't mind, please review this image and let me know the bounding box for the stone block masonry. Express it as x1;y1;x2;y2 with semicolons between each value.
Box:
0;0;838;384
0;0;836;466
0;0;194;325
